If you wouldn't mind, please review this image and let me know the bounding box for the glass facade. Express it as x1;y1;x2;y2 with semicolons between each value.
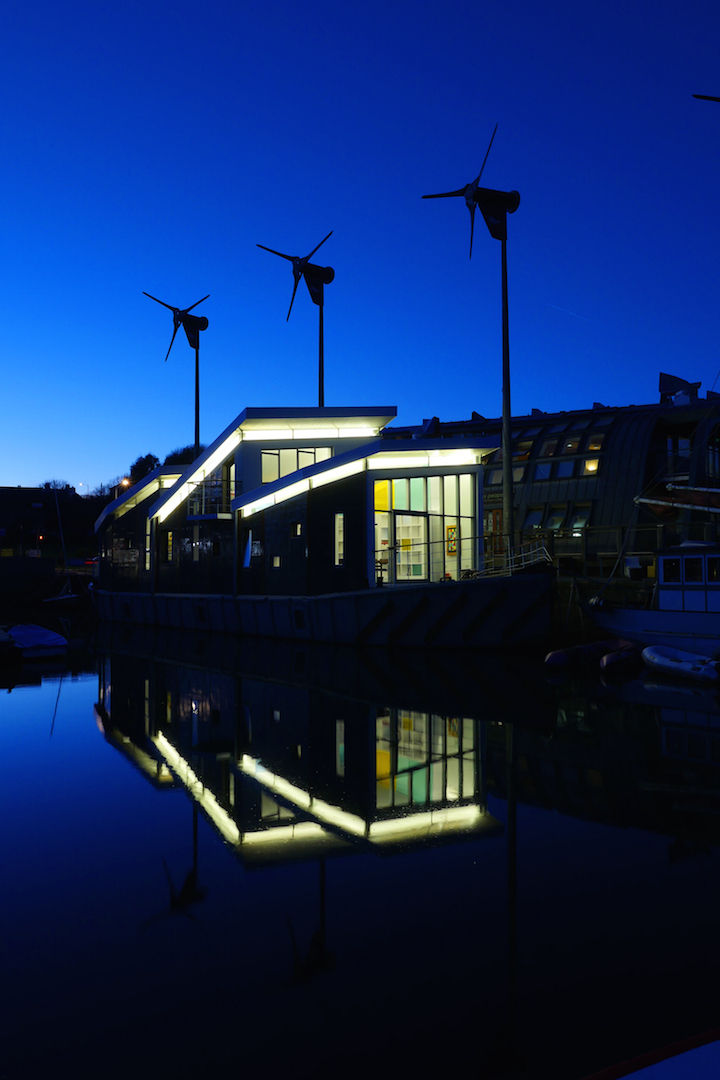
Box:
374;474;476;583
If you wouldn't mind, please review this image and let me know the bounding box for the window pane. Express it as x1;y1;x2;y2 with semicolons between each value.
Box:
684;557;703;583
279;449;296;477
545;506;566;530
582;458;599;475
561;436;581;454
661;558;681;583
570;505;591;529
540;439;558;457
315;447;331;462
513;439;533;460
459;474;474;516
410;476;426;511
443;475;458;515
512;466;526;482
429;515;444;581
556;459;575;478
586;433;605;451
261;451;279;483
486;469;502;486
393;478;408;510
708;557;720;582
524;508;543;528
298;449;315;469
428;475;442;512
374;480;390;511
534;462;552;481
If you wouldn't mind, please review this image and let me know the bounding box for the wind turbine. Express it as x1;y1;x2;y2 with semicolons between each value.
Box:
423;128;520;558
693;94;720;102
257;231;335;406
422;125;499;258
143;291;210;457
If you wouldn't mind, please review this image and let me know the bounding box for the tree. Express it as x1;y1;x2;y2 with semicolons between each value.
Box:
163;444;205;467
129;453;160;484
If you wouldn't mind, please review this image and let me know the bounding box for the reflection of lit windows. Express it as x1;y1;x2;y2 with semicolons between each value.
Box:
586;433;605;451
709;557;720;582
166;531;173;561
534;462;552;481
540;438;558;457
524;508;543;529
261;446;331;484
545;506;566;530
272;555;281;568
486;469;502;486
561;436;580;454
512;466;525;482
582;458;599;475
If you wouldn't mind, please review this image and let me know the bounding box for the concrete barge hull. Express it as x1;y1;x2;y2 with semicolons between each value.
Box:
94;573;553;649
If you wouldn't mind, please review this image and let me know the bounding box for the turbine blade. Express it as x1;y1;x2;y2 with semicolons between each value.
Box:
257;243;295;262
286;276;301;321
144;291;176;312
474;123;498;184
184;294;210;314
164;324;180;361
422;189;465;199
693;93;720;101
469;204;475;259
306;230;333;261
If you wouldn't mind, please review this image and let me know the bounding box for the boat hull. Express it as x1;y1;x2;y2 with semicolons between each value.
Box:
93;572;553;649
586;604;720;657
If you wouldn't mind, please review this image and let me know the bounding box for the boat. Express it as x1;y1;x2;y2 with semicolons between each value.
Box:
586;544;720;656
641;644;719;683
93;405;555;648
0;624;68;662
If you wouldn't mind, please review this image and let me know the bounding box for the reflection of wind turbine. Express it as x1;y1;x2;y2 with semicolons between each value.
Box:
143;291;210;457
422;125;498;258
142;805;206;928
257;232;335;407
286;860;334;982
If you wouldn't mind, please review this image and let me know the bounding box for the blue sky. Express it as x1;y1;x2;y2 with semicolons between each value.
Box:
2;0;719;491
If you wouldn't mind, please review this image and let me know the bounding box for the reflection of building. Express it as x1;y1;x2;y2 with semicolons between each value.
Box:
96;639;502;866
94;405;553;646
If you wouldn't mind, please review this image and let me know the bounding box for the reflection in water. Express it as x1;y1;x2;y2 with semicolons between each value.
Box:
11;627;720;1077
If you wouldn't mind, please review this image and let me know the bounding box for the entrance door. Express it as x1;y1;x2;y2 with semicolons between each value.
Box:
484;508;504;556
394;514;428;581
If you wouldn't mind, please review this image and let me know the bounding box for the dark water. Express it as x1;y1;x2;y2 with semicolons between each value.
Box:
3;634;720;1079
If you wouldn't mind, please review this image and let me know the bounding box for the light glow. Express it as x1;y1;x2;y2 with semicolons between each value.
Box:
154;429;241;523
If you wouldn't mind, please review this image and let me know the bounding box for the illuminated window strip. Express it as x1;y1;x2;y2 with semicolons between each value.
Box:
154;734;240;845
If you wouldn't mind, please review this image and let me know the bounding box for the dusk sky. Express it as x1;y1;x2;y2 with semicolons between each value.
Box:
2;0;719;492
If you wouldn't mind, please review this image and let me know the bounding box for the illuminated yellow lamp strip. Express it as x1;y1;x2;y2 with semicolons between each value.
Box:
161;473;183;488
338;427;379;438
241;822;329;846
291;427;339;439
367;454;430;470
242;428;293;441
427;449;482;467
309;458;366;488
368;804;482;843
240;754;366;838
153;733;241;846
155;429;242;523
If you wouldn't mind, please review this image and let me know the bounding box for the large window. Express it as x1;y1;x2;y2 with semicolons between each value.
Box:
374;474;476;583
261;446;331;483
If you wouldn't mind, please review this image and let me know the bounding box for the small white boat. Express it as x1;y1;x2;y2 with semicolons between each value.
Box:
641;643;719;683
1;624;68;661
